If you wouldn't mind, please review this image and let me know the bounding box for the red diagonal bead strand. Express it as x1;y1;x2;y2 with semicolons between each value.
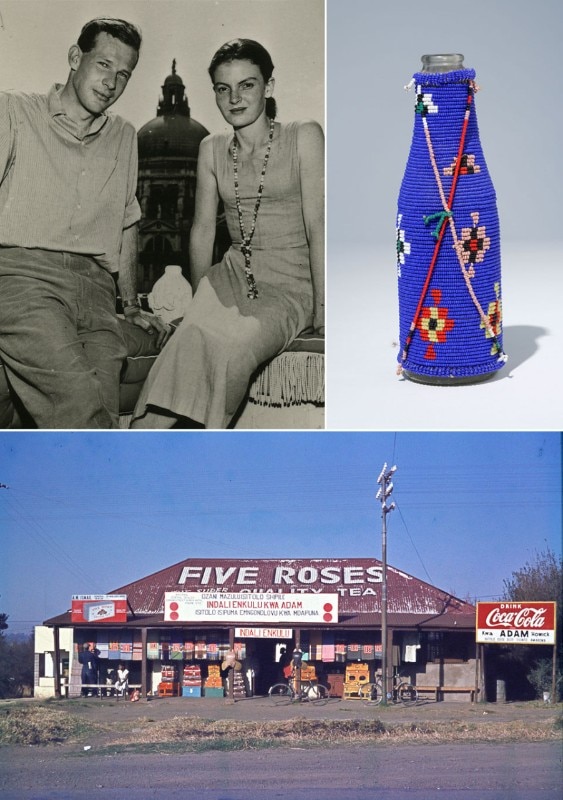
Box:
401;91;472;363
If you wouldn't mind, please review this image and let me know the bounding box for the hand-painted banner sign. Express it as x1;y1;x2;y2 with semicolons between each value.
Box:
165;592;339;624
235;627;293;638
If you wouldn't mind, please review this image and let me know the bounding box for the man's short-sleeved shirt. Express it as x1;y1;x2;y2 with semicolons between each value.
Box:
0;84;141;273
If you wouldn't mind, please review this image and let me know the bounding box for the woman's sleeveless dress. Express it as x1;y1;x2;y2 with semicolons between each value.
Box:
132;121;313;428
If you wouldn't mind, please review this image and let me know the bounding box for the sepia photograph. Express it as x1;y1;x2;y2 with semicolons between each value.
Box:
0;0;325;430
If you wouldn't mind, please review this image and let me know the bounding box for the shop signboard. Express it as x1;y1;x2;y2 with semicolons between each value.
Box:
235;628;293;638
165;591;339;624
71;594;128;623
176;563;383;598
476;601;556;645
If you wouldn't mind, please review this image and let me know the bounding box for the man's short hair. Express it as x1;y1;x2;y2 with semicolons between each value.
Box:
77;17;142;54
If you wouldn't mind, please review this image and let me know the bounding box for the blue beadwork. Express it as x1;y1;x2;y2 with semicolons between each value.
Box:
397;68;505;378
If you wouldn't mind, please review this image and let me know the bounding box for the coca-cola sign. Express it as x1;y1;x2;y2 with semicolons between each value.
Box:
476;601;556;645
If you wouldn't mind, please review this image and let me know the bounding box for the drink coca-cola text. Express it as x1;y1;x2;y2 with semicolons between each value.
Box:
484;606;548;629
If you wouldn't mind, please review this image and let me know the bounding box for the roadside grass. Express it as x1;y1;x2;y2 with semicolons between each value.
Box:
0;702;90;745
95;715;561;755
1;702;562;753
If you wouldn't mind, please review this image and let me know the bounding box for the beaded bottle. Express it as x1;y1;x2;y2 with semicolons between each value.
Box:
396;54;506;384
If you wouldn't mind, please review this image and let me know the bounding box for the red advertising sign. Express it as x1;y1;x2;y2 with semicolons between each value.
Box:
71;595;128;623
476;601;556;645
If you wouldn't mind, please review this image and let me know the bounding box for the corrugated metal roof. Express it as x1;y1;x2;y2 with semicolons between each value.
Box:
44;558;475;630
114;557;474;616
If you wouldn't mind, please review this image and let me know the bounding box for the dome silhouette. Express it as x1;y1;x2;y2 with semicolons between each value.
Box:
138;59;209;159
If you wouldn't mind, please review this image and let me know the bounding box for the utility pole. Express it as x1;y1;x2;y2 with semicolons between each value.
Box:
376;462;396;706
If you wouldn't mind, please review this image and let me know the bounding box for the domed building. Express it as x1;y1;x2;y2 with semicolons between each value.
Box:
136;61;213;292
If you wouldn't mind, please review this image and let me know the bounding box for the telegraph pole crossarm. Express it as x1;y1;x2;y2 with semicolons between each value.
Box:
376;462;397;707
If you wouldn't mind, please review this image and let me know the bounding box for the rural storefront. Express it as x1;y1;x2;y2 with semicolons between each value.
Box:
37;558;479;701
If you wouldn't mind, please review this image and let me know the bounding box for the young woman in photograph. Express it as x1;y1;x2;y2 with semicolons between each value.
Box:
131;38;324;429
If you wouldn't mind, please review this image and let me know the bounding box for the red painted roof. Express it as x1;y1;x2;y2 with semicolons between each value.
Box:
116;557;474;618
44;558;475;630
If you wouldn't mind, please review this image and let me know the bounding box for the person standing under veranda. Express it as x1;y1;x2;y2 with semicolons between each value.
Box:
78;643;99;697
0;17;165;429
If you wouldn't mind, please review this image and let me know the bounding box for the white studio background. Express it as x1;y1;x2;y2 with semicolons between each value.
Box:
326;0;563;430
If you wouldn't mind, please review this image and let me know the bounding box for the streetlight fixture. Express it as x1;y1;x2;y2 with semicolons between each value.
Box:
377;462;396;706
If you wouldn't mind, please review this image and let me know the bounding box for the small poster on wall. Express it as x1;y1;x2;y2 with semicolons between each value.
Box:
71;594;128;623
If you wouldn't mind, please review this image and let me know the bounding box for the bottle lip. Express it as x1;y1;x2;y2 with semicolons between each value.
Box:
421;54;465;73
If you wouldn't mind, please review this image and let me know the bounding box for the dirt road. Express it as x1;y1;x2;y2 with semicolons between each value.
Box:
0;741;561;800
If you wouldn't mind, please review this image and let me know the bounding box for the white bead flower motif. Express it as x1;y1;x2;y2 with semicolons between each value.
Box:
414;86;438;116
396;213;411;277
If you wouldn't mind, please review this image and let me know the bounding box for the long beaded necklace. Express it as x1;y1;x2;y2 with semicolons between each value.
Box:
232;117;275;299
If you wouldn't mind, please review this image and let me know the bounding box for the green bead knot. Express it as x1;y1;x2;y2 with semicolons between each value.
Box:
423;210;452;239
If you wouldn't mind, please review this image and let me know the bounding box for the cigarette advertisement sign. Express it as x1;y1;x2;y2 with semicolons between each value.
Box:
165;592;339;624
476;601;556;645
71;595;128;623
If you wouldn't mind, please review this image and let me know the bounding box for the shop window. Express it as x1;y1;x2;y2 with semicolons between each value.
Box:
424;632;471;663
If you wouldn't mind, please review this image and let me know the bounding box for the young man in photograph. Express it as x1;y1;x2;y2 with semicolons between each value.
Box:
0;17;165;428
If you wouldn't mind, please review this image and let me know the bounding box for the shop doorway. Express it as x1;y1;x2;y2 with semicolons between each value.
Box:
246;638;292;695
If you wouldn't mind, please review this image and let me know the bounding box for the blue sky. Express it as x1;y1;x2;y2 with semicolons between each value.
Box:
1;431;560;635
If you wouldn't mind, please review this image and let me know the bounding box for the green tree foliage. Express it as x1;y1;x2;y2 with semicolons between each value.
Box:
0;614;35;699
501;546;562;701
503;546;563;606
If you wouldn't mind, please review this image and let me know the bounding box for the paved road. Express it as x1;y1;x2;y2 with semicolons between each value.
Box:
0;741;561;800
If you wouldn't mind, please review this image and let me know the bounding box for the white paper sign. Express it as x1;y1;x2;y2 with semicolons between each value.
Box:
165;592;339;624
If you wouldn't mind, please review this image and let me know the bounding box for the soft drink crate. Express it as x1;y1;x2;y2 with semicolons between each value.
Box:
204;687;224;698
158;681;179;697
182;686;202;697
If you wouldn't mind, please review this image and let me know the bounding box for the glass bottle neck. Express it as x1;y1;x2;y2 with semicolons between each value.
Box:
421;54;465;73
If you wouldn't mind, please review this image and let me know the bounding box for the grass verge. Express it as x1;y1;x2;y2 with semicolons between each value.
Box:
0;703;87;745
1;703;561;752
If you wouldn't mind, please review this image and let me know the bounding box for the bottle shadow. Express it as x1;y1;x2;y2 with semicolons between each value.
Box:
489;324;547;382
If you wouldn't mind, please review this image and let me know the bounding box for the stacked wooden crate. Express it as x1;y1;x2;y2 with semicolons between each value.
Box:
299;663;317;681
182;664;202;697
343;663;369;699
232;669;246;699
158;665;179;697
204;664;224;698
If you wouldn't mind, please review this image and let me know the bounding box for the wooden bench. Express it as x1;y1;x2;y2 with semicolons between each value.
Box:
416;685;478;702
439;686;478;702
80;683;142;698
415;685;440;701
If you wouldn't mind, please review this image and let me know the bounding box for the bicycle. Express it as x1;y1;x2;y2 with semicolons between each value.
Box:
269;675;330;705
360;670;418;706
